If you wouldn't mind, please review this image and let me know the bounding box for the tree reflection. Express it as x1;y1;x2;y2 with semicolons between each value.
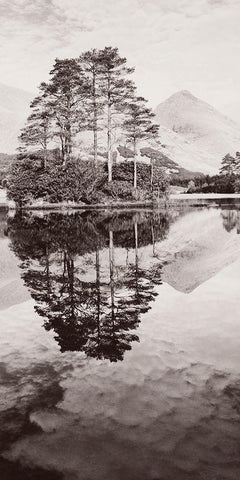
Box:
221;209;240;234
7;210;169;361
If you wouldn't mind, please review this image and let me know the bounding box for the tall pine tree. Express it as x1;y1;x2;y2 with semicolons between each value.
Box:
123;96;159;190
98;47;135;181
45;58;90;164
79;49;105;166
18;85;53;169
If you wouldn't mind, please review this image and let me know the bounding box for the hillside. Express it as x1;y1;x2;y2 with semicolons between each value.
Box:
156;125;218;174
0;83;33;154
116;144;203;180
155;90;240;173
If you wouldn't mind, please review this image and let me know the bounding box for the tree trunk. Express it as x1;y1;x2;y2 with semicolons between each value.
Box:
109;230;115;321
43;125;47;170
134;220;139;297
60;132;66;165
96;246;101;343
94;124;98;167
151;220;156;256
66;123;72;163
66;255;75;318
133;139;137;190
93;72;98;167
150;158;154;190
45;244;51;295
107;75;112;182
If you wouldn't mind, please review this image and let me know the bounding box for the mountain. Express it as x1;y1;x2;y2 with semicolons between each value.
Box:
0;83;33;154
155;90;240;173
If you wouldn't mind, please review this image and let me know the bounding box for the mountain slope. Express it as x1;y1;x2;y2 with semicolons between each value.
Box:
156;125;217;174
0;83;33;154
115;144;203;178
158;208;240;293
155;90;240;172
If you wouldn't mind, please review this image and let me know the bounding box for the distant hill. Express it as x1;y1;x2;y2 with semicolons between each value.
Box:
0;83;33;154
155;90;240;173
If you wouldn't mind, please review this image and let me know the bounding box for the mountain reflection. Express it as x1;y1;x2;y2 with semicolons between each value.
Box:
7;210;169;361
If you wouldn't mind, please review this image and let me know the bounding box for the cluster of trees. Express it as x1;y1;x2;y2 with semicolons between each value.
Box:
7;47;166;206
7;210;170;361
173;152;240;194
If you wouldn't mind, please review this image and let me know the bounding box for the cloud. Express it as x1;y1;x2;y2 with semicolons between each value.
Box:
0;0;239;114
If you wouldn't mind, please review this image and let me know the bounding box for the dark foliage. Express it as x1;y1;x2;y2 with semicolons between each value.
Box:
171;170;240;194
7;152;169;206
7;153;107;205
0;153;16;186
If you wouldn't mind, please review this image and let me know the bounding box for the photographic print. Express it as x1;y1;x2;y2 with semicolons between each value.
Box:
0;1;240;479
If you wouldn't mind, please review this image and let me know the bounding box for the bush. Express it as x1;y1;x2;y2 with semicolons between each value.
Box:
7;153;106;206
102;181;134;200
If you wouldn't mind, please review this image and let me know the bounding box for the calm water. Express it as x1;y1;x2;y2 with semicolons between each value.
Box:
1;202;240;479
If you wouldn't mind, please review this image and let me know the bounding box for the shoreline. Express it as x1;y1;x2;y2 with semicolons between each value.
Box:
2;193;240;211
19;200;156;211
170;193;240;199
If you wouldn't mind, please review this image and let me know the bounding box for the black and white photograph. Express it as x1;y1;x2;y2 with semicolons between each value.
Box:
0;1;240;479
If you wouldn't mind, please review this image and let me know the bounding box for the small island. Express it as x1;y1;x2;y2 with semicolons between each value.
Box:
6;47;170;209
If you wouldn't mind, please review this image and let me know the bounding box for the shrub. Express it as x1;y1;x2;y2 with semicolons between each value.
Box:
102;181;134;200
7;153;106;206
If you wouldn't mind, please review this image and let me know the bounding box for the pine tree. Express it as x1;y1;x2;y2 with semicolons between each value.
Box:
18;86;53;169
98;47;135;182
79;49;105;166
219;154;237;176
45;58;90;164
123;96;159;190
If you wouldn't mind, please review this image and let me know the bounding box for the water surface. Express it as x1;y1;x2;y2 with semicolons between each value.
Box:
0;202;240;479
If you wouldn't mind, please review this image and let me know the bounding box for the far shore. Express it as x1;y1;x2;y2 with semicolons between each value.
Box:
170;193;240;199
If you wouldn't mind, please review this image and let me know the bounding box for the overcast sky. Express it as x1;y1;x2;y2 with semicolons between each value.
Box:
0;0;239;118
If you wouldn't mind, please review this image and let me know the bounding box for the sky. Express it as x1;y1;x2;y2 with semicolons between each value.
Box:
0;0;240;118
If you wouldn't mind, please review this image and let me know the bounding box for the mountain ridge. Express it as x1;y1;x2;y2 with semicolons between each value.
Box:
155;90;240;172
